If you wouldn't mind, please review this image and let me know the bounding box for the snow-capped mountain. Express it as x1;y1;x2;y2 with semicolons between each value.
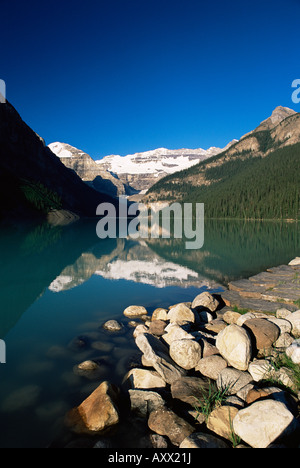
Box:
49;140;238;196
96;142;237;192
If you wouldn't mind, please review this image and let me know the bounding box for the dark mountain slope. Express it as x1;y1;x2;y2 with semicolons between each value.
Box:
0;99;115;222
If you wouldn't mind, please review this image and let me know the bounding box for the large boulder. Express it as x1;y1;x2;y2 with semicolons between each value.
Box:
191;291;219;312
207;405;239;440
170;376;210;406
217;368;253;396
148;408;194;446
167;303;196;325
65;381;119;435
233;400;298;448
243;318;280;350
169;339;202;370
196;355;228;380
216;324;252;371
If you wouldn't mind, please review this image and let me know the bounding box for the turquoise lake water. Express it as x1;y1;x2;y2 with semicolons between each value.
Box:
0;219;298;447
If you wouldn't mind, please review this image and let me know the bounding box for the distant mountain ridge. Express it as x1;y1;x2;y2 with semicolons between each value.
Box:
49;141;238;196
95;141;237;192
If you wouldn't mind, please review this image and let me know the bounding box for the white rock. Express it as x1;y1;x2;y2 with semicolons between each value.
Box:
167;303;196;325
288;257;300;266
286;310;300;338
233;400;297;448
286;339;300;364
216;324;252;371
169;339;202;370
273;333;294;349
123;305;148;317
133;324;149;338
236;312;257;327
151;308;168;321
276;308;293;319
123;368;166;389
266;317;292;334
163;323;194;345
248;360;274;382
191;291;219;312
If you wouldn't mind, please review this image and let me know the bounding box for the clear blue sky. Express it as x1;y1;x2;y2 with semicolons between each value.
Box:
1;0;299;159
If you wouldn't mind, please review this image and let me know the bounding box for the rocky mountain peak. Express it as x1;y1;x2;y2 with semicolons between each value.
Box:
254;105;296;132
267;106;296;126
48;142;127;197
241;106;297;140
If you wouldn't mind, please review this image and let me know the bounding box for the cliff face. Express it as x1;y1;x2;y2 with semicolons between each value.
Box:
48;142;126;197
0;100;116;221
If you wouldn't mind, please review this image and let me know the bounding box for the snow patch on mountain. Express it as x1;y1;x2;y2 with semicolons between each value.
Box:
95;144;235;176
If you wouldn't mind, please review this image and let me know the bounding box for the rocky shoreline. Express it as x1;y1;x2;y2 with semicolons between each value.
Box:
61;259;300;449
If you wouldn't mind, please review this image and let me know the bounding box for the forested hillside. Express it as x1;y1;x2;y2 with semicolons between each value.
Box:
146;142;300;220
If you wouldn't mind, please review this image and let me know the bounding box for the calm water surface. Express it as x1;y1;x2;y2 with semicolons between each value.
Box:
0;219;298;447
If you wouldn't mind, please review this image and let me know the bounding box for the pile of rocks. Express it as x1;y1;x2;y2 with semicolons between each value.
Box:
65;292;300;449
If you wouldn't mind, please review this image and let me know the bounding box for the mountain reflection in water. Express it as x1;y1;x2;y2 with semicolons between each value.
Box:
0;218;299;337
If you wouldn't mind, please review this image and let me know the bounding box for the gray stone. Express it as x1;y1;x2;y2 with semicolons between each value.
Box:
129;389;165;417
135;333;186;384
169;339;202;370
217;368;253;396
170;376;210;406
196;355;228;380
102;320;123;332
148;408;194;446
